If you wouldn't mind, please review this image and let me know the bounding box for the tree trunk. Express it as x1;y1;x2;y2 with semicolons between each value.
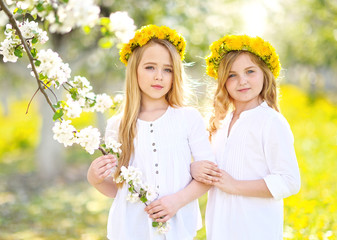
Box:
37;95;65;182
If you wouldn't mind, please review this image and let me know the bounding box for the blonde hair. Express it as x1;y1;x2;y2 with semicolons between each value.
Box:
114;39;185;184
208;51;279;138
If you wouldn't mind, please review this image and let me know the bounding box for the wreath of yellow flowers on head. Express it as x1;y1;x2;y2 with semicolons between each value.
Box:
119;25;186;65
205;35;281;79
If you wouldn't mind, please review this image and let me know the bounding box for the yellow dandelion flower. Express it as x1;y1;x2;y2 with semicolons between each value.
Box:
119;25;186;65
205;35;281;79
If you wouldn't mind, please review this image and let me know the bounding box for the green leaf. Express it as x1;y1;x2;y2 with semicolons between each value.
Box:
152;221;159;227
52;102;61;108
69;88;78;100
53;109;64;121
32;37;38;44
14;8;23;15
14;48;23;58
30;48;37;58
39;73;47;80
34;60;41;67
89;101;96;107
36;3;44;12
140;195;147;203
53;100;65;109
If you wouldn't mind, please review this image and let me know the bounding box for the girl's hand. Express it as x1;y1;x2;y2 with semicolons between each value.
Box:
144;194;180;223
87;154;117;185
212;169;237;194
191;160;222;184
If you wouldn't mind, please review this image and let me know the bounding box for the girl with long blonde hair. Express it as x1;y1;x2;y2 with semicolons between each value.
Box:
191;35;301;240
87;25;214;240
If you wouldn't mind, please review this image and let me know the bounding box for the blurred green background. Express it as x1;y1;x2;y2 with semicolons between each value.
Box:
0;0;337;239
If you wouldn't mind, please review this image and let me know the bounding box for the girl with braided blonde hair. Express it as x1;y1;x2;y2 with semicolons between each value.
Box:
191;35;301;240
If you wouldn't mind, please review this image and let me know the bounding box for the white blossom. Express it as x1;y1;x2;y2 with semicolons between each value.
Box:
4;23;13;36
76;126;101;154
16;0;39;10
114;174;124;183
65;98;82;118
0;38;19;62
37;30;49;44
105;136;122;154
109;11;136;43
0;19;48;63
156;222;170;234
144;184;158;202
82;92;96;112
18;19;49;43
52;120;76;147
50;0;100;33
94;93;113;113
69;76;93;97
0;24;21;62
113;94;124;104
6;0;14;5
33;49;71;87
126;192;140;203
122;166;142;184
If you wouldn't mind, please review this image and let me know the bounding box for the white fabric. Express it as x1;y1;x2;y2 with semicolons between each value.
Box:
206;102;301;240
105;106;214;240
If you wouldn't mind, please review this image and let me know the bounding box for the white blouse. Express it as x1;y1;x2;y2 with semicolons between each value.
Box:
105;106;214;240
206;102;301;240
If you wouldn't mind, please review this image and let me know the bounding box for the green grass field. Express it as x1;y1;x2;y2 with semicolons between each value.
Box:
0;84;336;239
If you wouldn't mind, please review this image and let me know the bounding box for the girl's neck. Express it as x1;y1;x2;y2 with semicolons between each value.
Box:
140;98;169;113
232;98;263;117
138;100;169;122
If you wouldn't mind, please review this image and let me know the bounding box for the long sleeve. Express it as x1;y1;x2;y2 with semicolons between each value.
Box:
185;107;215;162
263;113;301;200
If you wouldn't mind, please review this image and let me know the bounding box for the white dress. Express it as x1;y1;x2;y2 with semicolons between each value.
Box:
206;102;301;240
105;106;214;240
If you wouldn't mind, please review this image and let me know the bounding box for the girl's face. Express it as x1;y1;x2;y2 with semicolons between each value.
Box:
137;43;173;104
225;53;264;107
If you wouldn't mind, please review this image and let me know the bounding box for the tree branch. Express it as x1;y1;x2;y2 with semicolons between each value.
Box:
0;0;56;113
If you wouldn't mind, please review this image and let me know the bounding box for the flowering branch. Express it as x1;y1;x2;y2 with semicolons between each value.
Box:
115;166;170;234
0;1;170;235
0;0;56;114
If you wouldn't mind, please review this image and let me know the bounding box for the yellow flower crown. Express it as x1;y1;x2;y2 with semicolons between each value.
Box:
205;35;281;79
119;25;186;65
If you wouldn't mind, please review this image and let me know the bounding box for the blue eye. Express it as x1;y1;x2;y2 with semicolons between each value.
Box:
164;68;173;73
228;74;235;78
145;66;154;70
247;70;254;74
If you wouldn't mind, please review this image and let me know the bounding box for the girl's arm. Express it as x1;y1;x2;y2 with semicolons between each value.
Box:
261;114;301;200
191;160;222;184
145;179;210;222
87;154;118;198
213;114;301;199
212;170;273;198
